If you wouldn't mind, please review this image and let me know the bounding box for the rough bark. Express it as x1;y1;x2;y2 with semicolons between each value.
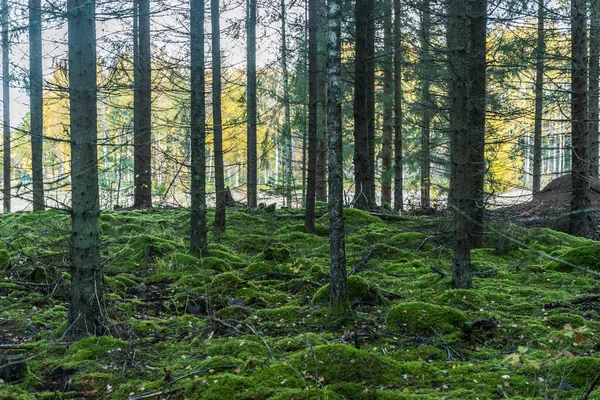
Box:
533;0;545;194
590;0;599;181
316;0;328;202
190;0;207;256
393;0;403;212
281;0;293;208
570;0;594;237
212;0;226;233
246;0;257;208
366;0;376;207
305;0;318;233
467;0;487;249
67;0;105;336
134;0;152;208
2;0;9;213
29;0;44;211
327;0;350;317
354;0;374;210
381;0;393;207
419;0;431;209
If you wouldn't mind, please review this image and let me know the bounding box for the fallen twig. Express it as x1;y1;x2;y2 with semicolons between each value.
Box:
349;247;374;275
430;266;449;277
544;294;600;310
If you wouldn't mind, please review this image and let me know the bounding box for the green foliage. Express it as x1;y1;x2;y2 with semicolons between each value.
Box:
387;301;468;334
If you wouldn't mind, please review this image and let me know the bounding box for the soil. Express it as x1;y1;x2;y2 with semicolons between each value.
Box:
499;174;600;234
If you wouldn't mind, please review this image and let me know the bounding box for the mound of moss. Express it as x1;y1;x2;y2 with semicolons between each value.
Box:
387;301;467;334
546;245;600;272
312;275;382;306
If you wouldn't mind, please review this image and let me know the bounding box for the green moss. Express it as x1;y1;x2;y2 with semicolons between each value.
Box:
389;232;435;250
554;357;600;388
387;301;468;334
546;245;600;272
243;261;276;276
65;336;128;365
546;313;586;329
168;252;201;267
208;249;245;266
254;306;300;322
0;249;12;269
432;289;487;310
312;276;382;306
259;243;291;262
199;256;232;272
230;234;269;253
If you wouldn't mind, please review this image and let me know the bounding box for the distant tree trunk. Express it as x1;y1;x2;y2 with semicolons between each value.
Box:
419;0;431;209
29;0;44;211
212;0;226;233
134;0;152;208
381;0;393;207
532;0;545;194
247;0;257;208
570;0;594;236
393;0;403;212
590;0;599;181
316;0;327;202
354;0;373;210
366;0;376;207
2;0;9;213
190;0;207;256
281;0;293;208
67;0;105;336
468;0;487;249
327;0;350;317
305;0;318;233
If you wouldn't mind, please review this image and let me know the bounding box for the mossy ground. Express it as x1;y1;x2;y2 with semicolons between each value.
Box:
1;208;600;399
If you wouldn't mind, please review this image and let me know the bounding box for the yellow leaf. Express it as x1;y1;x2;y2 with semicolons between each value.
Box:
526;359;540;369
574;331;588;345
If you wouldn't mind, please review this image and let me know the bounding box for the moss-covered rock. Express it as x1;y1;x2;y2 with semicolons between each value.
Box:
387;301;468;334
312;275;382;306
432;289;487;310
546;312;586;329
546;245;600;272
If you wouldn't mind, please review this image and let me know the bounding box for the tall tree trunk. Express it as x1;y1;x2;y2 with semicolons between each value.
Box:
281;0;293;208
393;0;403;211
67;0;104;336
134;0;152;208
212;0;226;233
305;0;319;233
366;0;376;207
533;0;545;194
247;0;257;208
354;0;373;210
2;0;9;213
419;0;431;209
190;0;207;255
29;0;44;211
570;0;594;236
468;0;487;249
590;0;599;181
381;0;393;207
327;0;350;318
316;0;327;202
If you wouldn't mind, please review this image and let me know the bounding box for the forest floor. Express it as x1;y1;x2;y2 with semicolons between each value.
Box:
0;201;600;399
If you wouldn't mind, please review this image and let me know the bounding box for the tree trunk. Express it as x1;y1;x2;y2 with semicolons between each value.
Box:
381;0;393;207
2;0;9;213
532;0;545;194
212;0;226;233
247;0;257;208
570;0;594;237
327;0;350;317
366;0;376;207
281;0;293;208
419;0;431;209
467;0;487;249
590;0;599;181
316;0;327;202
29;0;44;211
134;0;152;208
305;0;319;233
67;0;105;336
354;0;373;210
393;0;403;212
190;0;207;255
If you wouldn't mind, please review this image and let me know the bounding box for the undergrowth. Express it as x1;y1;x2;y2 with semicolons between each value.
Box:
0;208;599;399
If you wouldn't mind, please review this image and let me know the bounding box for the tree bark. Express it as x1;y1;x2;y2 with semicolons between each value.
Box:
281;0;293;208
570;0;594;237
29;0;44;211
354;0;374;210
590;0;599;181
393;0;403;212
533;0;545;194
327;0;350;317
419;0;431;209
381;0;393;207
190;0;207;256
247;0;257;208
316;0;327;202
305;0;318;233
67;0;105;336
212;0;226;233
134;0;152;208
2;0;9;213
